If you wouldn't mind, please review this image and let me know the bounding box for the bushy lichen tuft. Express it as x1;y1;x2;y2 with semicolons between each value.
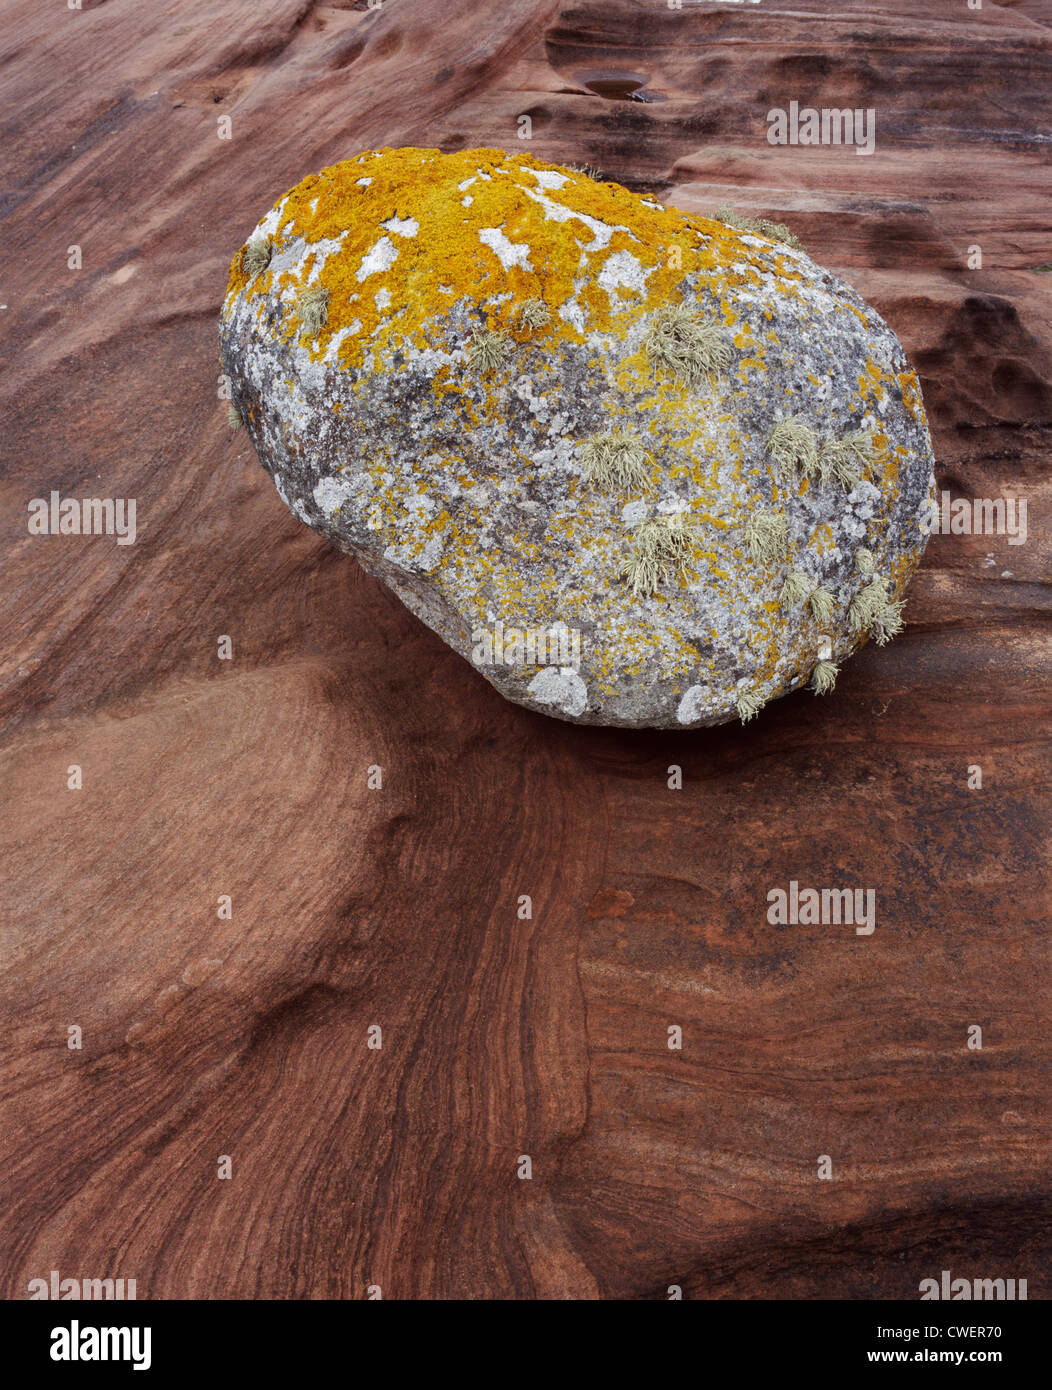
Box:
736;690;766;723
855;547;875;575
811;659;839;694
227;404;243;431
644;303;731;387
620;513;699;597
870;601;906;646
819;430;884;489
243;237;272;277
298;285;330;338
767;417;818;483
849;577;885;630
517;298;551;332
744;509;788;564
466;326;511;372
808;586;836;623
779;570;811;610
713;206;804;252
580;429;653;493
848;576;903;643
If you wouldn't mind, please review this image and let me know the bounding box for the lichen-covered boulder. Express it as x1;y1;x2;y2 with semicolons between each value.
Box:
220;146;935;728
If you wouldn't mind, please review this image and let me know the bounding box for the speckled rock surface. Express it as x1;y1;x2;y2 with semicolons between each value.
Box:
219;146;935;728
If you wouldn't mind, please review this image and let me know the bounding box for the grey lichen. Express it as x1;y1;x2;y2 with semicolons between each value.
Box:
713;206;804;252
243;237;273;277
811;659;839;694
736;690;766;724
767;417;818;484
855;547;875;575
818;430;884;489
580;429;653;493
466;326;511;372
744;509;788;564
621;513;699;597
298;285;330;338
517;298;551;332
808;586;836;623
779;570;811;610
644;303;731;387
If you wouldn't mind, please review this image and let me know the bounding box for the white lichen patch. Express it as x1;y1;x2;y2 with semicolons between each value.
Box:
677;684;713;724
530;169;570;190
598;250;652;299
356;236;399;281
382;216;419;238
478;227;533;271
527;667;588;717
253;197;288;241
313;475;360;515
557;299;585;333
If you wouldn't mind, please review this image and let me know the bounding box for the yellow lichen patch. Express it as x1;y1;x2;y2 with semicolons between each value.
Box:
224;147;797;376
808;522;835;556
898;369;927;427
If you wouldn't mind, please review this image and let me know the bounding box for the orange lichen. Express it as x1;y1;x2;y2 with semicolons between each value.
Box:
224;147;803;375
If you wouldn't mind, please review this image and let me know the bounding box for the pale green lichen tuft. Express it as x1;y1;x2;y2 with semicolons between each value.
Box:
736;689;766;724
811;659;839;695
580;429;653;493
849;577;886;630
713;206;804;252
767;417;818;483
855;547;875;575
713;206;752;231
298;285;330;338
620;513;700;597
568;163;606;182
818;430;884;489
466;326;511;372
870;601;906;646
644;303;731;387
808;586;836;623
243;237;273;277
779;570;811;610
744;509;788;564
849;576;903;643
227;404;243;431
517;298;551;332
